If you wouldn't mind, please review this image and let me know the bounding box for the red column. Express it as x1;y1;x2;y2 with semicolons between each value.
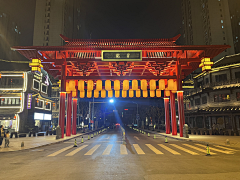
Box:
177;91;185;137
72;98;77;135
164;97;170;134
170;91;177;135
59;62;66;138
66;92;72;136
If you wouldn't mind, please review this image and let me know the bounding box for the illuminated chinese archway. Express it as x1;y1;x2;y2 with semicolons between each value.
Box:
12;34;230;138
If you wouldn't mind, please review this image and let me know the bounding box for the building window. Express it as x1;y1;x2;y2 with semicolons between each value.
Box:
45;102;51;110
215;74;227;82
35;99;43;109
33;79;40;91
202;96;207;104
235;71;240;79
195;98;200;105
237;92;240;101
0;98;20;106
214;94;230;102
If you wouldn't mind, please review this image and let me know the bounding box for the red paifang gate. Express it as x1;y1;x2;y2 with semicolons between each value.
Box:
12;34;230;138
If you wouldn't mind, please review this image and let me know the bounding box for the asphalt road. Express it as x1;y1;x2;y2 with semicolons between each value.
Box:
0;127;240;180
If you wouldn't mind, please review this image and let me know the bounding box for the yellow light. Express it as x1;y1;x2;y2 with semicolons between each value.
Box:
141;80;147;91
94;90;99;98
114;80;120;91
101;89;106;98
156;89;161;97
159;79;165;90
149;80;156;90
123;80;129;90
87;80;93;91
72;91;77;97
78;80;84;91
87;90;92;98
105;80;111;91
136;89;141;97
165;90;170;97
80;91;85;98
115;90;120;98
150;90;155;97
108;90;113;98
96;80;102;91
168;79;174;90
122;90;127;98
143;90;148;98
132;80;138;90
129;89;134;98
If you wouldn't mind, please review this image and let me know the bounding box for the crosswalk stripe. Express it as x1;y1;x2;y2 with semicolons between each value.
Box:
195;144;234;154
158;144;180;155
65;145;88;156
120;144;128;155
84;144;101;155
146;144;163;154
102;145;113;155
48;145;73;157
133;144;145;154
170;144;199;155
183;144;216;155
214;145;239;152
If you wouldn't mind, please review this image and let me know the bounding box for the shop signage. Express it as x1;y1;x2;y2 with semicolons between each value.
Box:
27;94;32;109
101;50;142;61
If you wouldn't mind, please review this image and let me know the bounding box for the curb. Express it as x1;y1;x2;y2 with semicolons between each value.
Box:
0;128;106;153
132;128;228;147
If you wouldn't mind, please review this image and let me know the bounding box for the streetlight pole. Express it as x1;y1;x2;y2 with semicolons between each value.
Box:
132;102;139;127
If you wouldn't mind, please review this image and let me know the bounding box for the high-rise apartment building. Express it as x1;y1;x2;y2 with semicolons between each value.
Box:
228;0;240;54
181;0;235;61
33;0;86;46
0;11;22;60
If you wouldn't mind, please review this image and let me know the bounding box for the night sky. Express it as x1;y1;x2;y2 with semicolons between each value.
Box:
1;0;182;45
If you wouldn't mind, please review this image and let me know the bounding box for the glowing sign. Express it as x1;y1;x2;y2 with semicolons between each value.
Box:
101;50;142;61
27;94;32;109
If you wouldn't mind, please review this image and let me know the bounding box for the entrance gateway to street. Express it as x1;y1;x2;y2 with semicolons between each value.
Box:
12;34;229;138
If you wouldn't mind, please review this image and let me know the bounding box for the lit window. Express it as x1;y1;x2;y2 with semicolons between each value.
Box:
222;26;224;28
221;20;223;23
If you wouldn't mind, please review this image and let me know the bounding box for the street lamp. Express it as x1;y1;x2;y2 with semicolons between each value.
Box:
109;99;114;103
132;101;139;127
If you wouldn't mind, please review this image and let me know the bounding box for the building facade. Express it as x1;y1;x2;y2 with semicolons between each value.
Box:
181;0;235;61
0;62;53;133
33;0;85;46
184;54;240;135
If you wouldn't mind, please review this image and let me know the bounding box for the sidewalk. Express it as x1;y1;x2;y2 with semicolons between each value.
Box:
135;128;240;148
0;128;105;153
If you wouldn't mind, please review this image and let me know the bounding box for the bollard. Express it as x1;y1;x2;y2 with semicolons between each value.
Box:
144;132;146;135
73;139;78;147
206;144;211;156
148;133;150;137
154;134;156;139
88;135;90;140
81;136;84;143
140;130;141;133
97;132;98;135
21;142;24;147
165;136;168;143
94;132;96;136
226;139;230;145
142;131;144;134
91;134;93;138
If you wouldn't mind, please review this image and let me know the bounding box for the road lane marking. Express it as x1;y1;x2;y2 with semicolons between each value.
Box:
65;145;88;156
102;145;113;155
133;144;145;154
48;145;73;157
170;144;199;155
195;144;234;154
146;144;163;154
158;144;181;155
120;144;128;155
134;136;140;140
84;145;101;155
183;144;216;155
214;145;239;152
